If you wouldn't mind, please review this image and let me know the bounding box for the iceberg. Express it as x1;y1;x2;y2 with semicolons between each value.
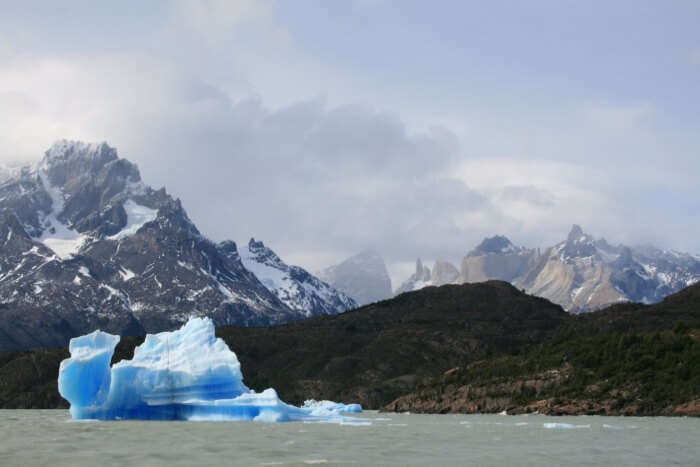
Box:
58;317;362;422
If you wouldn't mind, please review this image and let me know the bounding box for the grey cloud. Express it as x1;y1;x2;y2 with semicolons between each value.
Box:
499;185;557;208
121;90;496;271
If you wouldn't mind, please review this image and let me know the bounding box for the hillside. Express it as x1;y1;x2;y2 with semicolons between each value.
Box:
1;281;698;415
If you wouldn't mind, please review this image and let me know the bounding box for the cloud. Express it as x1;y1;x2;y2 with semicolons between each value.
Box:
690;49;700;65
499;185;556;208
0;2;699;287
2;50;698;286
580;101;652;131
171;0;274;43
0;52;502;278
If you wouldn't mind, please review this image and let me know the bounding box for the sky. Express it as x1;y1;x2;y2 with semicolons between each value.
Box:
1;0;699;286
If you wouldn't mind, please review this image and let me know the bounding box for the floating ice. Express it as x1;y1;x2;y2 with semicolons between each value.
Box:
543;423;591;430
302;399;363;416
58;317;362;422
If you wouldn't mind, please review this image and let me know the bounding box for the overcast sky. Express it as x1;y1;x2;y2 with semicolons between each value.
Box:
1;0;699;286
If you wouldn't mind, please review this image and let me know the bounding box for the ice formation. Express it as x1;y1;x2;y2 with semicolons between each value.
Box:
302;399;363;415
58;317;362;422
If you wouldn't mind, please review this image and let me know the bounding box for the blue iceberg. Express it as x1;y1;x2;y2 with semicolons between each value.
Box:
58;317;362;422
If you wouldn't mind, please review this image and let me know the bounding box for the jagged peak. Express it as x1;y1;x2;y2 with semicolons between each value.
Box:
568;224;584;238
218;240;238;254
413;258;430;278
245;237;284;266
248;237;265;250
42;140;117;165
565;224;596;245
469;235;519;256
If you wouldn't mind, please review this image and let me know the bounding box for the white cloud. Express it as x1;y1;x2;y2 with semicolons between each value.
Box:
580;101;652;131
171;0;275;44
0;2;699;286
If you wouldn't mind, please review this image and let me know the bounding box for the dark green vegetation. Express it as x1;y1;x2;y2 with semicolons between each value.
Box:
1;281;698;415
387;285;700;415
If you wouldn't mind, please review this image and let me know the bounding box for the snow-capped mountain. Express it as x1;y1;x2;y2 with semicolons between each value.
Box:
317;250;393;306
394;226;700;312
239;238;356;317
0;141;351;351
517;225;700;311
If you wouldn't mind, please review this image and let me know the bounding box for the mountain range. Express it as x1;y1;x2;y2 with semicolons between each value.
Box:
0;141;355;351
396;226;700;312
2;140;698;352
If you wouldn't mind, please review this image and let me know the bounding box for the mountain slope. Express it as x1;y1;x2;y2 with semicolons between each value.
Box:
3;281;698;415
239;238;356;317
0;141;349;351
517;225;700;311
317;250;393;305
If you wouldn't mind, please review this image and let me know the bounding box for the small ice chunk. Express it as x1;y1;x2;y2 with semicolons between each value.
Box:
302;399;363;415
543;423;590;429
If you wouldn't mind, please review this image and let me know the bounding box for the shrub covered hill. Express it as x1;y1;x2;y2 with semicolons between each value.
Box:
1;281;699;415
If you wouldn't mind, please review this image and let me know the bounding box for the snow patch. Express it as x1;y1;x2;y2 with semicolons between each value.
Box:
108;200;158;240
119;268;136;281
99;284;122;300
33;171;89;259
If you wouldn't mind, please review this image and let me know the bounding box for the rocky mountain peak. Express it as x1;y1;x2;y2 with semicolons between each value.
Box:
40;140;134;189
43;140;117;164
245;237;284;268
0;141;352;351
558;224;596;260
317;250;393;306
567;224;584;241
414;258;431;281
468;235;519;257
248;237;267;251
239;238;356;317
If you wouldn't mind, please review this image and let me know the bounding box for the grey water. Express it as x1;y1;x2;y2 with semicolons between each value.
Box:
0;410;698;467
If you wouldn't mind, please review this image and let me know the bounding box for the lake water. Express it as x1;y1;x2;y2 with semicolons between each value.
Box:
0;410;698;466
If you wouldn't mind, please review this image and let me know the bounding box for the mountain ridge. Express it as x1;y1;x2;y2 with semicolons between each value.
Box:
395;225;700;312
0;141;354;351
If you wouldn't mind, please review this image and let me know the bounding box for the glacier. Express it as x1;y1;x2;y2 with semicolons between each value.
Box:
58;317;362;422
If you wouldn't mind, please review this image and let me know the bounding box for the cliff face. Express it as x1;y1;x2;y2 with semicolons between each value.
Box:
317;250;393;305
